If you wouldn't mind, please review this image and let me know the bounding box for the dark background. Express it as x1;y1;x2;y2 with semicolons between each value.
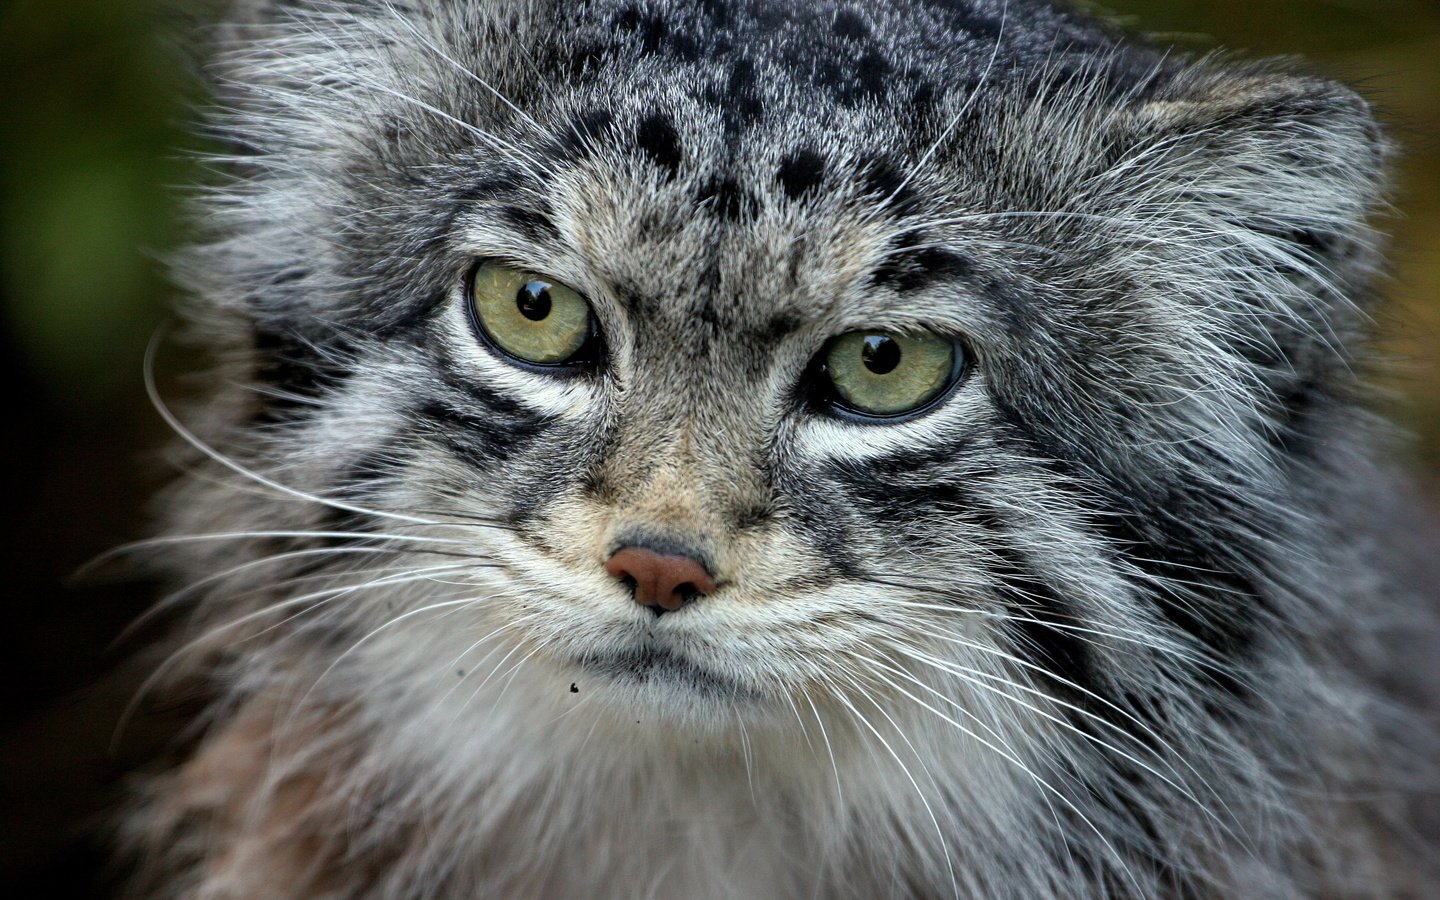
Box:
1;0;1436;895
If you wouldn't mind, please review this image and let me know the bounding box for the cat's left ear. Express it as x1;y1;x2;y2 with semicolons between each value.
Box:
1116;65;1388;307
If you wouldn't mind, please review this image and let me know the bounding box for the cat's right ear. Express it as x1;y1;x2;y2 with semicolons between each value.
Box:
210;0;299;69
214;0;342;53
223;0;298;27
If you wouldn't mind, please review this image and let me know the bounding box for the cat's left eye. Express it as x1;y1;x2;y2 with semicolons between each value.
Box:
816;330;966;420
468;262;597;367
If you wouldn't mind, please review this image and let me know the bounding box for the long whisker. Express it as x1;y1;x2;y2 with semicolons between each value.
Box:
881;641;1204;807
114;561;479;751
854;659;1146;897
111;545;400;647
432;612;546;716
822;671;960;899
145;329;438;528
800;689;845;814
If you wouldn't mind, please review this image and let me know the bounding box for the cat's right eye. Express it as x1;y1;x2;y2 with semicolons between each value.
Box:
468;262;598;368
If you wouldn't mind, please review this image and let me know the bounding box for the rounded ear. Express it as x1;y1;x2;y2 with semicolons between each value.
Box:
1117;65;1389;303
224;0;294;25
215;0;327;46
212;0;292;57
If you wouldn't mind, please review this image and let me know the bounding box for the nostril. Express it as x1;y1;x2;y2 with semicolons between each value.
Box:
605;546;716;613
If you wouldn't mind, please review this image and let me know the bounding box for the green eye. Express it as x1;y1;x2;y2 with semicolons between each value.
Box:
821;331;962;418
469;262;594;365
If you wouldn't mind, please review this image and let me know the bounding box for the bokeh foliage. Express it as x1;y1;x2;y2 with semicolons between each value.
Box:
0;0;206;413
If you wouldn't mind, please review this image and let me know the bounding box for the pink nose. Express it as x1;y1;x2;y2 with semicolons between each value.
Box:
605;547;716;613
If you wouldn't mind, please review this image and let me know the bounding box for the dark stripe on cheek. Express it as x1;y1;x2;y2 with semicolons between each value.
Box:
986;542;1097;695
413;396;548;466
821;450;1098;694
992;399;1260;699
250;327;355;425
770;468;864;578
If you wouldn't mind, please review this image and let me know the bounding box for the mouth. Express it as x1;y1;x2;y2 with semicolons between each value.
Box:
575;643;755;701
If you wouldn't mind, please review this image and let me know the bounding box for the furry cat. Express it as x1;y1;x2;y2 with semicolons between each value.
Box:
126;0;1440;896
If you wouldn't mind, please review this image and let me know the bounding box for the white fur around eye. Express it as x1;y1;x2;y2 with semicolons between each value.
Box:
440;290;603;419
793;372;989;463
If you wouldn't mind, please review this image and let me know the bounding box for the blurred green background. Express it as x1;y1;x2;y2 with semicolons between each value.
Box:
0;0;1435;895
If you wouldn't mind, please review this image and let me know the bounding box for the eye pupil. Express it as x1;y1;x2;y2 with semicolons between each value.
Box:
860;335;901;375
516;281;553;321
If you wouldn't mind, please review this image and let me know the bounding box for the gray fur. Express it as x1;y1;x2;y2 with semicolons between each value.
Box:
125;1;1440;897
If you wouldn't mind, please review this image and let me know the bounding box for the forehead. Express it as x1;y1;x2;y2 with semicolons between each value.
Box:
440;0;1164;338
486;124;988;348
537;0;1132;109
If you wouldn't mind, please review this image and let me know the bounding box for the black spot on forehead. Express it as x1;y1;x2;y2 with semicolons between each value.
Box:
777;149;827;200
694;176;755;221
859;156;921;217
801;44;896;108
911;80;938;111
537;0;1170;175
565;42;609;80
723;57;766;128
554;108;616;161
935;6;1002;38
832;8;868;40
765;312;802;339
634;112;683;178
850;50;892;103
612;3;702;60
696;0;731;26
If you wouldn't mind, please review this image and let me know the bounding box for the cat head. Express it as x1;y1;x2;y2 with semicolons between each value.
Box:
179;0;1385;736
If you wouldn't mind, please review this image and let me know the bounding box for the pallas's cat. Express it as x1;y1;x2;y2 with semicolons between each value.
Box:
126;0;1440;896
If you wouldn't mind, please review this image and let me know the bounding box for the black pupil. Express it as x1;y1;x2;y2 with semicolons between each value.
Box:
861;335;902;375
516;281;553;321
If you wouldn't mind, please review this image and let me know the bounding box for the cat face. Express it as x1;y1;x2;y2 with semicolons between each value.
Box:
327;111;1009;727
190;0;1381;742
132;3;1440;897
